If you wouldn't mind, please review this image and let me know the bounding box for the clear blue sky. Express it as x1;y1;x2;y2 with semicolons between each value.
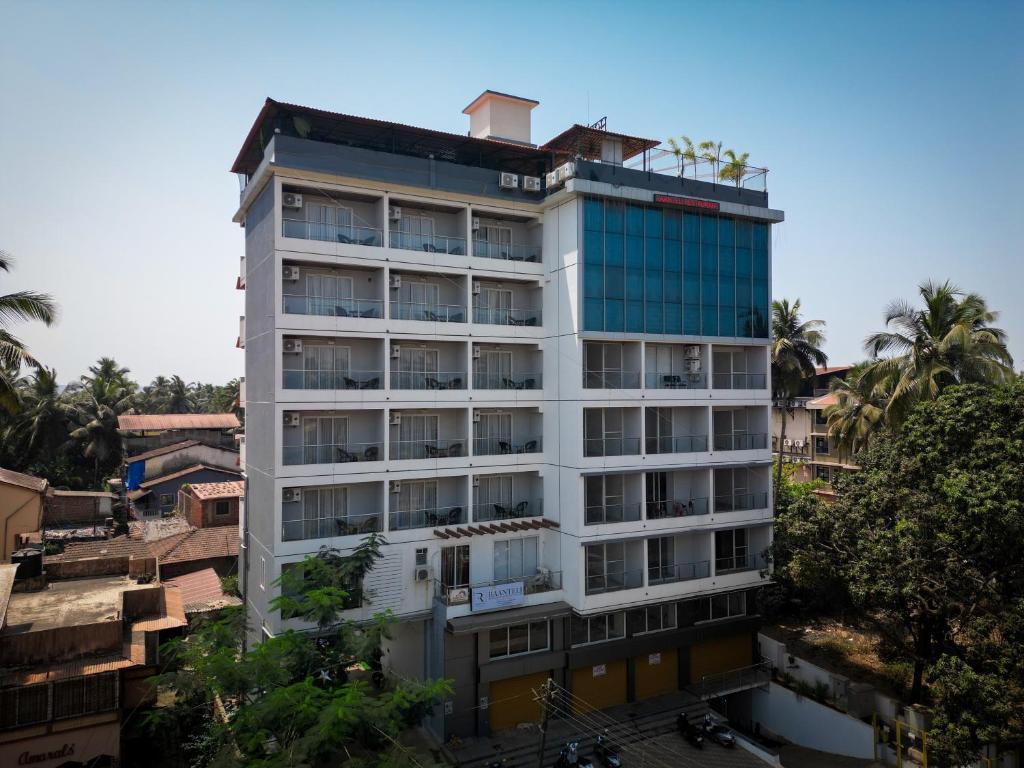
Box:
1;0;1021;384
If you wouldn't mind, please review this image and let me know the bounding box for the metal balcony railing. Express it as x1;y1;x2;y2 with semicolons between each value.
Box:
282;295;384;319
281;513;383;542
389;371;466;390
389;231;467;255
715;551;768;575
712;372;768;390
583;370;642;389
645;496;710;519
389;438;466;460
388;505;466;531
714;491;769;512
695;662;771;700
472;306;542;327
585;502;642;525
282;442;382;465
473;436;542;456
472;240;541;263
438;570;562;605
472;371;542;390
644;372;707;389
713;433;768;451
585;568;644;595
282;369;382;390
473;498;542;522
584;437;642;457
645;434;709;455
648;560;711;585
390;301;466;323
282;219;383;246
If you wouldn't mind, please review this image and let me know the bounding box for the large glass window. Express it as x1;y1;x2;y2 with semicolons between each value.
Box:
493;537;539;582
570;612;626;646
490;621;549;659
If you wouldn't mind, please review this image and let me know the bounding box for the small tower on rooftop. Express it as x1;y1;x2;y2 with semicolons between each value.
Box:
463;90;539;146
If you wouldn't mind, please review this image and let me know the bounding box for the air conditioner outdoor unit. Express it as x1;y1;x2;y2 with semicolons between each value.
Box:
390;344;401;358
545;171;560;189
414;566;431;582
794;440;805;449
282;192;303;209
472;346;482;359
471;476;480;487
389;275;402;289
282;266;300;281
499;172;519;189
282;489;302;503
388;206;402;220
389;480;401;493
283;412;301;427
685;358;702;372
683;345;701;358
471;217;481;231
283;339;303;354
783;438;792;447
472;412;481;423
522;176;541;192
555;162;576;182
389;413;402;426
471;282;482;295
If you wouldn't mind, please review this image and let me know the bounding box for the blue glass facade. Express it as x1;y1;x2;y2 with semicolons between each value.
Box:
582;197;769;338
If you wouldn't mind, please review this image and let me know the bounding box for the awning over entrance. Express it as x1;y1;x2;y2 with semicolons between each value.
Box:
447;601;572;635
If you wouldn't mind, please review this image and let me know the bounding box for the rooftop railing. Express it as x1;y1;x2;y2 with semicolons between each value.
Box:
283;219;383;246
624;147;769;193
282;295;384;319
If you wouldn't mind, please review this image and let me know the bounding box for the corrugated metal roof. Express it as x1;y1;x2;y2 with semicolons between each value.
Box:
165;567;241;613
117;414;240;431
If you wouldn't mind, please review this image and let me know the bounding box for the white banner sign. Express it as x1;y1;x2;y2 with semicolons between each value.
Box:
471;581;525;611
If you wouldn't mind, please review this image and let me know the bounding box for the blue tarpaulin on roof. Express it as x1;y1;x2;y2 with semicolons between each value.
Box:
126;461;145;491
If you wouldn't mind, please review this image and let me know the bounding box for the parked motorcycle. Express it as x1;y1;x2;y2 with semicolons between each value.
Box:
676;714;703;749
555;740;594;768
700;715;736;748
593;733;622;768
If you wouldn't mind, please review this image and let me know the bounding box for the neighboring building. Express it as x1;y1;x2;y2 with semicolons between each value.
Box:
0;468;47;562
0;560;186;766
129;464;242;519
164;567;241;616
44;490;117;527
233;93;778;737
177;480;243;529
124;439;240;481
117;413;240;456
771;366;859;488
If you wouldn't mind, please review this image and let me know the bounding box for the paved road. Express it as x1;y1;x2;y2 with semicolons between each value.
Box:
624;731;773;768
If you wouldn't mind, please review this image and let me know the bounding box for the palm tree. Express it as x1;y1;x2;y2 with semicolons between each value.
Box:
667;135;698;178
165;375;196;413
67;377;134;486
0;250;58;412
84;357;133;390
139;375;171;412
698;140;723;182
772;299;828;506
823;363;888;456
719;149;750;187
7;366;69;462
862;280;1014;426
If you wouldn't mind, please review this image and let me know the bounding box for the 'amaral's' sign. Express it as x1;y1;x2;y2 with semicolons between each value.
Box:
471;581;525;611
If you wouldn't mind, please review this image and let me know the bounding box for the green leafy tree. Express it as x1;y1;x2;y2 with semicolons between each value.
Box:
66;373;135;485
666;135;698;178
719;149;750;186
6;365;69;464
0;250;58;412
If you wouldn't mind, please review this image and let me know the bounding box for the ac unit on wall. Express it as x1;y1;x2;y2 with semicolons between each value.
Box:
389;413;402;426
685;358;702;372
283;489;302;503
471;476;480;487
283;339;303;354
472;346;481;359
783;438;792;447
282;266;300;281
389;480;401;493
390;344;401;358
471;217;481;231
522;176;541;192
555;162;576;182
282;192;303;209
472;411;481;422
499;172;519;189
794;440;805;449
389;206;402;220
414;566;431;582
545;171;560;189
471;282;482;294
684;345;701;358
389;275;402;289
283;412;301;427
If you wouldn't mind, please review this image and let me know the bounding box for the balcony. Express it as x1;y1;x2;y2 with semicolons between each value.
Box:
645;434;708;455
715;551;768;575
470;213;541;263
584;437;641;458
714;491;769;512
282;511;382;542
713;372;767;390
585;569;644;595
584;370;642;389
283;295;384;319
389;504;467;532
646;496;709;519
390;301;466;323
437;570;563;606
712;345;768;390
389;231;467;255
389;202;466;256
473;371;542;390
648;560;711;585
713;433;768;451
472;305;542;327
472;241;540;262
390;437;467;460
283;441;382;466
390;371;466;391
283;368;383;391
283;218;383;246
473;497;543;523
645;372;707;390
584;342;642;389
474;436;542;457
585;502;642;525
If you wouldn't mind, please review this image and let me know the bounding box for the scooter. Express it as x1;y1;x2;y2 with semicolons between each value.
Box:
593;733;622;768
701;714;736;748
676;714;703;749
555;740;594;768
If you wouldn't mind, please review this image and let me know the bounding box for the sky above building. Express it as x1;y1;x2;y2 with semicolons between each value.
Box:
1;0;1021;384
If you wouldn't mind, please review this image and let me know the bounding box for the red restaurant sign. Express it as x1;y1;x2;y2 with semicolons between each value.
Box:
653;194;720;211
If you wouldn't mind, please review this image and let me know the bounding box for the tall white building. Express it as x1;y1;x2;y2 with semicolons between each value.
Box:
233;91;781;738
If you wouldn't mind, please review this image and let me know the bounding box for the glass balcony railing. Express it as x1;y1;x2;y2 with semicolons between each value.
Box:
585;502;642;525
282;219;383;246
282;442;382;465
472;306;542;327
473;498;542;522
645;435;709;455
584;437;642;457
282;295;384;319
389;371;466;390
644;372;707;389
472;371;542;390
714;491;769;512
389;231;467;255
281;513;383;542
645;496;710;519
715;551;768;575
437;570;562;605
712;372;768;390
389;505;466;531
585;569;644;595
390;438;466;460
648;560;711;585
713;433;768;451
390;301;466;323
472;241;540;262
583;370;641;389
473;436;542;456
282;369;383;390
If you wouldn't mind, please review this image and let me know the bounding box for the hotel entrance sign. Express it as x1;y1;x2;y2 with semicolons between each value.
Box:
471;581;525;611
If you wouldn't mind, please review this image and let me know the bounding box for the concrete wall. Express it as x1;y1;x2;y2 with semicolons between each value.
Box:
0;620;122;665
45;494;114;527
140;444;240;479
1;482;44;561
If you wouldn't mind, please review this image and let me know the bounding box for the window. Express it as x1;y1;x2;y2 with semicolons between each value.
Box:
395;213;435;250
681;591;748;625
474;411;512;455
814;436;830;455
0;684;50;728
474;348;512;388
415;548;428;566
395;347;439;389
52;673;118;720
282;486;348;541
585;474;626;524
627;604;677;635
305;273;353;314
583;342;626;388
393;480;437;529
302;415;348;463
715;528;749;573
489;621;549;659
647;537;675;583
441;545;470;589
645;407;674;453
493;537;538;582
815;465;832;483
286;343;351;390
570;612;626;646
304;202;353;241
394;413;439;459
584;408;632;457
214;500;230;517
585;542;634;594
159;493;174;510
645;472;669;518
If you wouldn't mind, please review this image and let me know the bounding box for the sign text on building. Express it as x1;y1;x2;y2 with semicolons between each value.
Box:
653;194;720;211
471;581;525;611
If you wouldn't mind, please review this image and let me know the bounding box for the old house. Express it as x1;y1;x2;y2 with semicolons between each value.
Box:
129;465;242;519
0;469;47;562
177;480;243;529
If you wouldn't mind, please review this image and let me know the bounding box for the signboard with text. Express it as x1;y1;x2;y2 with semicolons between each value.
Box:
471;581;525;612
653;194;720;211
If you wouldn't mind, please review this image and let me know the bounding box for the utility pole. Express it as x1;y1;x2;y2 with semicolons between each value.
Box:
536;679;554;768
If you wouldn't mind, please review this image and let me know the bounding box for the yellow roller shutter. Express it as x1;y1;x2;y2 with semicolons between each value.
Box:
570;660;627;712
689;632;753;684
635;649;678;700
489;672;550;733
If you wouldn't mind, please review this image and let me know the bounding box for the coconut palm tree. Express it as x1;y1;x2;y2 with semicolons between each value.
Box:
719;149;750;187
67;377;135;485
861;280;1014;426
165;375;196;413
667;135;698;178
7;365;69;462
823;362;888;456
0;250;58;412
698;140;723;182
772;299;828;507
84;357;134;391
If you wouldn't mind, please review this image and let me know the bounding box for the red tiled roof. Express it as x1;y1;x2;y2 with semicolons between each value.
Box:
0;654;136;687
165;567;241;613
0;467;47;493
188;480;244;501
118;414;240;431
816;366;853;375
161;527;239;565
138;464;241;489
807;393;838;409
49;533;189;563
125;439;202;463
